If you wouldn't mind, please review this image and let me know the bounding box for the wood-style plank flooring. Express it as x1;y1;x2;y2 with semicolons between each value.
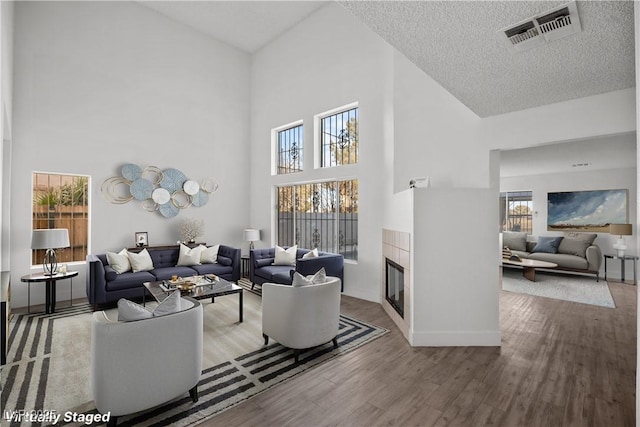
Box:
200;279;636;427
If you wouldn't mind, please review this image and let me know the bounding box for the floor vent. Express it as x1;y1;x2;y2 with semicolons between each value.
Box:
500;1;581;53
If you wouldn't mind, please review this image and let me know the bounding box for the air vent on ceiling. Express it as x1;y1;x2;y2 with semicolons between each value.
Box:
500;1;581;53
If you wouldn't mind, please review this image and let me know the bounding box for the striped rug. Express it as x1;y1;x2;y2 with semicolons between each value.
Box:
1;291;387;426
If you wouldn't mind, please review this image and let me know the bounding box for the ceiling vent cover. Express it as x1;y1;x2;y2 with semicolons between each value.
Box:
500;1;581;53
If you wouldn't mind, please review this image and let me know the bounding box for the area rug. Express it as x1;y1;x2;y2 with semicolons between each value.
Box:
237;277;261;297
502;268;616;308
1;291;387;426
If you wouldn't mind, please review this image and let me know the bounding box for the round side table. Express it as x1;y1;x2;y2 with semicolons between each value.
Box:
21;270;79;314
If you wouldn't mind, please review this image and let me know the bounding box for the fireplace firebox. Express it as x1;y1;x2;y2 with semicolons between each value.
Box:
385;258;404;318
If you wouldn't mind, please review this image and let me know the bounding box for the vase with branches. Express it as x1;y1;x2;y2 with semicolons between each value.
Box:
179;218;204;243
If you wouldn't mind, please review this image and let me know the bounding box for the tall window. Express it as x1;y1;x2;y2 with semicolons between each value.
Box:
32;173;89;265
320;107;358;167
500;191;533;233
277;179;358;260
277;125;303;174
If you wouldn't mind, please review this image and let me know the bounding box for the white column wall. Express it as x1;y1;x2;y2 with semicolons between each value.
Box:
11;2;251;308
1;1;14;273
634;3;639;424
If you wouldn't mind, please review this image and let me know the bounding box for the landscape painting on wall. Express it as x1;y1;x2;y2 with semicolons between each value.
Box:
548;189;628;232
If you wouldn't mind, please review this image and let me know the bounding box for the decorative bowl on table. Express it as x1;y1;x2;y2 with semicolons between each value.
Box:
176;281;196;293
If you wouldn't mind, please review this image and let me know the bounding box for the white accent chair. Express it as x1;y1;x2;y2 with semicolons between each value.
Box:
91;297;203;426
262;277;341;362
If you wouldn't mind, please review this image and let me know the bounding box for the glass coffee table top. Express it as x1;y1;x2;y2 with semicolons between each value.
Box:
143;275;243;322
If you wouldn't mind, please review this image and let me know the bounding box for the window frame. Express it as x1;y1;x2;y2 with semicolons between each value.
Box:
500;190;533;234
275;123;304;175
276;178;358;261
31;171;91;267
315;103;359;169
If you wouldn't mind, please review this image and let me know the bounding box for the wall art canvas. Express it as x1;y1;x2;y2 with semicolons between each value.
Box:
547;189;628;232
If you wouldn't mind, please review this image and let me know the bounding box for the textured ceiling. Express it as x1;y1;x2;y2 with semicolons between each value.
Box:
338;0;636;117
139;1;635;118
139;1;327;53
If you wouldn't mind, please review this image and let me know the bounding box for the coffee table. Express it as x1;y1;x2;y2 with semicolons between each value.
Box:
143;276;243;322
502;258;558;282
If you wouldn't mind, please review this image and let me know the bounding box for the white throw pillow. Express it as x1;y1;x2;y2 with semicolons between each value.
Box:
292;271;313;287
107;248;131;274
274;245;297;266
127;248;154;272
302;248;319;259
117;298;152;321
153;290;182;317
306;267;327;284
177;244;203;266
200;244;219;264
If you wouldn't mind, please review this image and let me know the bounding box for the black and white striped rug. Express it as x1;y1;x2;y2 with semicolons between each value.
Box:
1;295;387;426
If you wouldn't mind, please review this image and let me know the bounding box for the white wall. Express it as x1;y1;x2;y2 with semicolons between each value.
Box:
634;4;639;424
11;1;251;308
393;52;484;192
412;188;501;346
501;167;637;280
1;0;14;273
482;88;636;151
250;3;393;302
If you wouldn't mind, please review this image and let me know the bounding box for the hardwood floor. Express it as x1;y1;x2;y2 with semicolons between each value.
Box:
200;280;636;427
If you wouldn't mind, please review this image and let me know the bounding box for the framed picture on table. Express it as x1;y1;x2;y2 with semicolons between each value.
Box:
135;232;148;247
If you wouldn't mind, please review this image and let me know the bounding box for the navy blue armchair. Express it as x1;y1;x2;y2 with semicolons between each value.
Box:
249;247;344;291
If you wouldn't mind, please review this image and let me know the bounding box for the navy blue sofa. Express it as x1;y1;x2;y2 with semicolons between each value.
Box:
86;244;240;308
249;247;344;291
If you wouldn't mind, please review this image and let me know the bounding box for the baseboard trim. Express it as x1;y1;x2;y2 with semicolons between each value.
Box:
411;330;501;347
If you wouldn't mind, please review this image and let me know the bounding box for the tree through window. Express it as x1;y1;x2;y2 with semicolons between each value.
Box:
500;191;533;233
320;107;358;167
277;179;358;260
32;173;90;265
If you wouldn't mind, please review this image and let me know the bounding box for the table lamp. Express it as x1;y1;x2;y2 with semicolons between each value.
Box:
609;223;632;257
31;228;70;275
243;229;260;251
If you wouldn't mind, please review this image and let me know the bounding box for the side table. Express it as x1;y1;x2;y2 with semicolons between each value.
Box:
20;271;79;314
1;271;9;365
604;254;638;285
241;255;250;278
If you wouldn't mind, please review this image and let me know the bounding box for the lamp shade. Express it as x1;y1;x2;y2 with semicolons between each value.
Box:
243;229;260;242
31;229;70;249
609;224;632;236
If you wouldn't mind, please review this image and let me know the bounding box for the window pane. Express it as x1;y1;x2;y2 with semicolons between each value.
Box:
321;107;358;167
277;186;295;245
32;173;89;265
277;125;303;174
276;179;358;260
338;180;358;259
500;191;532;234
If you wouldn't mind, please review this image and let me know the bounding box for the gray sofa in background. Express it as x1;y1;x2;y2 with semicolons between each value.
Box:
502;231;602;280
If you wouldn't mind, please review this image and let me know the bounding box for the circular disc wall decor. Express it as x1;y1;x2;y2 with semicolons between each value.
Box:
130;178;155;201
142;166;164;185
101;176;133;204
121;163;143;181
201;178;219;193
160;168;188;193
158;201;179;218
142;199;158;212
151;187;171;205
191;190;209;207
171;190;192;209
102;163;216;217
183;180;200;196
